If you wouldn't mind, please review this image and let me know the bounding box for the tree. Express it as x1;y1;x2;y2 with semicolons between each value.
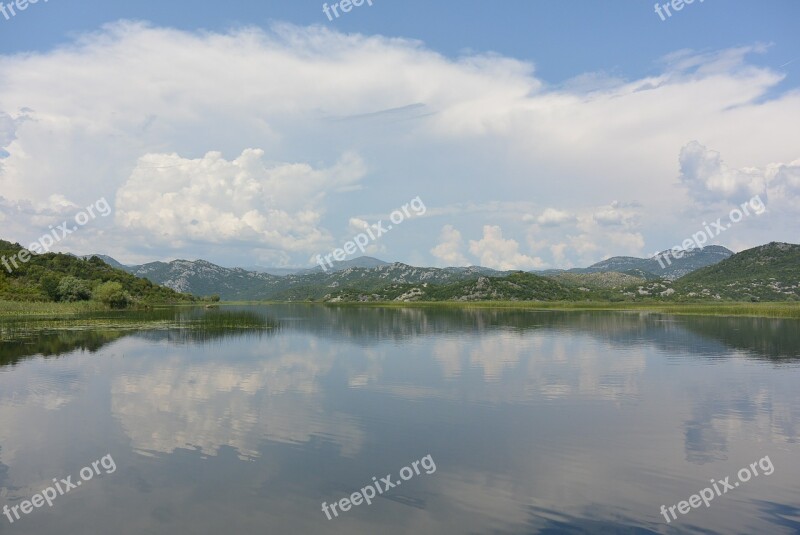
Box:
92;281;132;309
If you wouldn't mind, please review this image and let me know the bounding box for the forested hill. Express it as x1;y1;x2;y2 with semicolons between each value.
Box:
0;240;195;305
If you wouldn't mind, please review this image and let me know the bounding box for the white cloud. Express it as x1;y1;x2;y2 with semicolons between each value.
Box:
675;142;799;248
535;208;575;227
679;141;766;202
431;224;469;266
116;149;366;251
0;23;797;266
549;243;571;269
592;201;639;228
766;159;800;210
468;225;545;270
0;111;27;158
348;217;370;233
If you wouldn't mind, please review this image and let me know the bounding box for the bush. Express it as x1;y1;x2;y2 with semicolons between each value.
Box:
92;281;132;309
56;276;93;302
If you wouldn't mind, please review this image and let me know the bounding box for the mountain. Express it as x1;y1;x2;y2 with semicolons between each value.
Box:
118;257;505;301
646;245;734;279
325;272;582;302
124;259;279;298
323;243;800;303
68;244;791;303
537;245;733;280
266;263;507;301
672;242;800;301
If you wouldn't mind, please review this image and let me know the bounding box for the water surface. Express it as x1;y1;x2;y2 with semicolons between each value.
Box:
0;306;798;534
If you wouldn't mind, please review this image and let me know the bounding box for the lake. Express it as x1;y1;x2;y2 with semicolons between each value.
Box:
0;305;798;534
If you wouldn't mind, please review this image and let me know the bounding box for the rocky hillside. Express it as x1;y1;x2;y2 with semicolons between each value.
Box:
119;258;507;300
266;263;509;301
126;260;278;298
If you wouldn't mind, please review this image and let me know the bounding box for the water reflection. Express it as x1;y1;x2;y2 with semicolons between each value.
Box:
2;306;799;365
0;306;798;534
111;339;365;459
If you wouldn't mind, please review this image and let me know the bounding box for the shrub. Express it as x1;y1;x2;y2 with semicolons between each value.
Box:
40;274;61;301
56;276;93;302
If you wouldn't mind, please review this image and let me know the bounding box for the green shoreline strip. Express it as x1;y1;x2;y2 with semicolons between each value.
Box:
2;300;799;320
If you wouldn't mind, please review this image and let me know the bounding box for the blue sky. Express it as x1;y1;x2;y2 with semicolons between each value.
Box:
1;1;799;268
5;1;799;82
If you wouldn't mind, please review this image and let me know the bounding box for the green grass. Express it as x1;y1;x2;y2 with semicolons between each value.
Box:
0;306;277;343
6;299;797;321
321;300;800;319
0;300;104;317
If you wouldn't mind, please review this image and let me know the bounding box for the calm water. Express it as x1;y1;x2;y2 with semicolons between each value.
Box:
0;306;799;534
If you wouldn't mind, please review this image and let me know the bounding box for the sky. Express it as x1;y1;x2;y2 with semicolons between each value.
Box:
0;0;798;269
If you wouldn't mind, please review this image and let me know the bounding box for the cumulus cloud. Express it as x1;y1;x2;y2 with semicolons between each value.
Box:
116;149;366;251
679;141;766;202
677;141;799;230
549;243;571;268
765;159;800;210
535;208;575;227
0;111;26;159
592;201;639;228
521;200;646;267
348;217;370;233
430;224;470;266
468;225;544;270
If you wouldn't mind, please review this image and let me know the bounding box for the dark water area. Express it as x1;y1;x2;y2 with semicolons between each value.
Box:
0;305;798;534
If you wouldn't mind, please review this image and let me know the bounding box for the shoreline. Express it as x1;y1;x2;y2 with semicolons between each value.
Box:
2;300;799;320
218;300;800;319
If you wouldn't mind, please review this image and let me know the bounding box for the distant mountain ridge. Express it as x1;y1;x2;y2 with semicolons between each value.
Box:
90;244;746;301
536;245;733;280
8;235;794;303
112;257;506;300
326;243;799;303
245;256;388;276
124;259;277;298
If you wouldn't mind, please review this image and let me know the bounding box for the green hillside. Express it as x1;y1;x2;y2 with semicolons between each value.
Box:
326;272;589;302
673;242;800;301
0;240;195;306
548;271;646;289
